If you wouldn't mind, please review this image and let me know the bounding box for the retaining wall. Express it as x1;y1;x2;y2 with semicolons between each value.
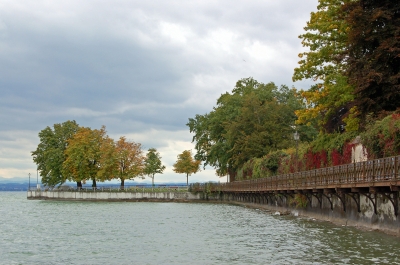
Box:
215;192;400;236
27;190;202;201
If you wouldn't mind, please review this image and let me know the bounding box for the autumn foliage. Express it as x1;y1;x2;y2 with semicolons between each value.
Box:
33;122;148;188
173;150;201;186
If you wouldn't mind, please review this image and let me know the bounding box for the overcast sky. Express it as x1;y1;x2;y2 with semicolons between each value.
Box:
0;0;317;184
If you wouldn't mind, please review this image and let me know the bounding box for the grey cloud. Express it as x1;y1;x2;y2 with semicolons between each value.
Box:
0;0;318;180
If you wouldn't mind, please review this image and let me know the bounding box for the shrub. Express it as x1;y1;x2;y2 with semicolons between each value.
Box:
289;194;308;208
264;150;287;174
233;113;400;180
361;113;400;158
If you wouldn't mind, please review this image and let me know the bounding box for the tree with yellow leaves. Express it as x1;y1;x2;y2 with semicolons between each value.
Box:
114;137;145;189
173;150;201;186
293;0;357;133
62;126;113;188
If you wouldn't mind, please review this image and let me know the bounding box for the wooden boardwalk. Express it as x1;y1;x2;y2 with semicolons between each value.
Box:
193;156;400;193
190;156;400;216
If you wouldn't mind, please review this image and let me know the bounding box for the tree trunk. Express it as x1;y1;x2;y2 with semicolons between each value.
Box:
186;173;189;186
152;174;155;187
120;178;125;189
77;181;82;189
92;178;96;188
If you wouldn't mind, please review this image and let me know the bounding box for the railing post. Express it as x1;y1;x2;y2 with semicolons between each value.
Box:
383;158;386;179
373;159;375;184
363;160;365;182
325;167;328;186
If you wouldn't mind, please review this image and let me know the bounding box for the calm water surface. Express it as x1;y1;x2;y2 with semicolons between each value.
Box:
1;192;400;265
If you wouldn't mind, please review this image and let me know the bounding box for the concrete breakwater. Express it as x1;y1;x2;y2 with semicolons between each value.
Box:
27;190;202;201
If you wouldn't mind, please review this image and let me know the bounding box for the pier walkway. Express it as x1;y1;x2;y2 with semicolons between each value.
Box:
190;156;400;216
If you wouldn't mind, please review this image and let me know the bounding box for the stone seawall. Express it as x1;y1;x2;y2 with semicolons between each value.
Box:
27;190;202;201
212;192;400;236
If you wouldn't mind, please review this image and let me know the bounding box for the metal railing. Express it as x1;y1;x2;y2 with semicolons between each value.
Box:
190;156;400;193
30;185;189;193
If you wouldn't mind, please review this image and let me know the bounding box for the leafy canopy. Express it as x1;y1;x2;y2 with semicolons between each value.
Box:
173;150;201;185
144;148;166;185
187;77;312;176
344;0;400;119
31;120;80;187
62;126;113;187
293;0;356;133
114;137;145;185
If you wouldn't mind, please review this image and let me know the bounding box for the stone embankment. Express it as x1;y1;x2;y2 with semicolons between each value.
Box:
206;192;400;237
27;190;202;202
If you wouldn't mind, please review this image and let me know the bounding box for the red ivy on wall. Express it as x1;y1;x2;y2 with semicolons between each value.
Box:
342;143;355;164
331;149;341;166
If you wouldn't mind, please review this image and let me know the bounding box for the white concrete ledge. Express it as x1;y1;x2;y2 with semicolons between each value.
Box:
27;190;202;201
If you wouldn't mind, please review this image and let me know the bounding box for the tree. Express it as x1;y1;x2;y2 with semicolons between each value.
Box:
187;77;308;177
293;0;350;82
97;136;144;189
143;148;165;186
31;120;80;188
224;90;298;168
344;0;400;120
114;137;145;188
62;126;113;188
293;0;356;132
173;150;201;186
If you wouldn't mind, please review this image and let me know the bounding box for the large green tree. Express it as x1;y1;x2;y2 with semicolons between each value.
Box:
143;148;166;186
173;150;201;186
187;77;309;177
31;120;80;187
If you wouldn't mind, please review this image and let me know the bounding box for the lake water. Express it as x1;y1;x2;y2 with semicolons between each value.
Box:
1;192;400;265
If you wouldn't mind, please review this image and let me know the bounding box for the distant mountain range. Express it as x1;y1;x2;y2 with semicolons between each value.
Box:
0;177;29;191
0;182;30;191
0;177;218;191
